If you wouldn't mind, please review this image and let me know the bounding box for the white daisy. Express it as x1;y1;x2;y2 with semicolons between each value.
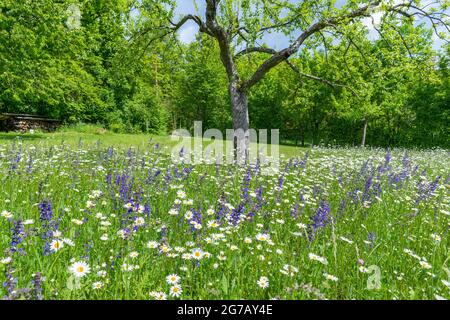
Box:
308;253;328;265
124;203;133;210
324;273;339;282
431;234;441;243
69;261;91;278
257;276;269;289
169;285;183;298
147;241;159;249
100;221;111;227
191;248;204;260
97;270;107;278
117;229;127;239
134;217;145;226
52;230;62;238
129;251;139;259
137;206;145;214
1;210;12;219
166;274;180;285
49;239;64;252
160;244;171;254
153;292;167;300
184;210;193;220
177;190;186;199
62;238;75;246
193;223;202;230
256;233;270;242
71;219;84;225
358;266;369;273
92;281;103;289
207;220;219;228
182;253;192;260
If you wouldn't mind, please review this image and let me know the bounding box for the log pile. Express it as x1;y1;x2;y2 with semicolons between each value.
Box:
0;113;61;133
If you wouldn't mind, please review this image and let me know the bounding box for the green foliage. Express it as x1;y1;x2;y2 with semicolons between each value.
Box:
174;37;231;132
0;0;448;148
58;123;107;135
0;0;110;121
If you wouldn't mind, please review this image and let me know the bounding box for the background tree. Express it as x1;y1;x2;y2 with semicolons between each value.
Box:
135;0;449;151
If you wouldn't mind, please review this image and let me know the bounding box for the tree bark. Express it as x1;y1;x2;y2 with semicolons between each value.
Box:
230;83;250;161
361;118;368;147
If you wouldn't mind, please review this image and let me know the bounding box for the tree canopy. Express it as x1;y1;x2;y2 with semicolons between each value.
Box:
0;0;449;147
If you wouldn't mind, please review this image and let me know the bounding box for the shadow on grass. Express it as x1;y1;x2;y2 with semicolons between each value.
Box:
280;140;311;148
0;133;45;141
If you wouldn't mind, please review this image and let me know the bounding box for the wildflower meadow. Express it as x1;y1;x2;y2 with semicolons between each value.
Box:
2;0;450;307
0;136;449;300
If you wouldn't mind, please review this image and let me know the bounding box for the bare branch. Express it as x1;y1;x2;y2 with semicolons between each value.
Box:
170;14;213;37
235;47;277;59
257;18;298;33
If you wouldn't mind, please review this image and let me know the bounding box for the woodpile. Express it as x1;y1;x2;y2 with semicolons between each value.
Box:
0;113;61;133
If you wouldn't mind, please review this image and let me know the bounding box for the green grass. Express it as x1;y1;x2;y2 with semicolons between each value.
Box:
0;130;306;158
0;131;449;300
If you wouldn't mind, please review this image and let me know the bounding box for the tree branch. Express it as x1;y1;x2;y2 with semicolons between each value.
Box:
389;3;450;41
234;47;277;59
169;14;213;37
204;0;239;83
285;60;359;97
240;1;383;92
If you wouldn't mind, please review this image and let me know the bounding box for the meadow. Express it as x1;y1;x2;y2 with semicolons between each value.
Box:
0;131;449;300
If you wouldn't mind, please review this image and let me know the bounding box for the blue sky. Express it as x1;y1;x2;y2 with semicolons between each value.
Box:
174;0;447;51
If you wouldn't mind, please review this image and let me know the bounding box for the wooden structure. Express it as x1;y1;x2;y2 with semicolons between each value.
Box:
0;113;61;133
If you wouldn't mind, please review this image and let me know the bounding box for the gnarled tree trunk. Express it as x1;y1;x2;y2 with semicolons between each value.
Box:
230;83;250;161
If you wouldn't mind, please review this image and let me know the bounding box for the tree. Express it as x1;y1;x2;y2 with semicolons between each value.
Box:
0;0;109;120
134;0;449;152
